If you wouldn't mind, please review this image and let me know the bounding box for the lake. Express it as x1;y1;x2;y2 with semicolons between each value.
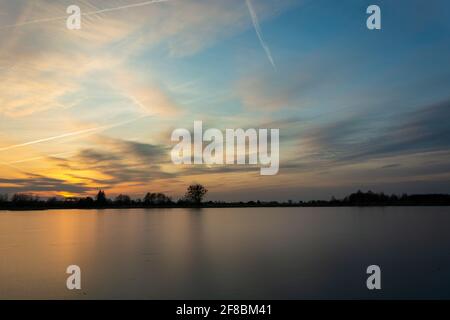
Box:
1;207;449;299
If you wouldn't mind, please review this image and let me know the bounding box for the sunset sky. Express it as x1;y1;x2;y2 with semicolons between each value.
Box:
0;0;449;201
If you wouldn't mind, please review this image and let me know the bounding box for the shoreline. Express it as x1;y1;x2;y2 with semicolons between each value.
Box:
2;203;450;211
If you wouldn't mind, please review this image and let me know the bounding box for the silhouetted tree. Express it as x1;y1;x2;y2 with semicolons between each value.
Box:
12;193;35;203
144;192;156;205
96;190;107;205
390;194;399;202
115;194;131;205
143;192;171;205
10;193;39;206
0;194;7;203
78;197;94;207
46;197;59;205
184;184;208;204
156;193;171;204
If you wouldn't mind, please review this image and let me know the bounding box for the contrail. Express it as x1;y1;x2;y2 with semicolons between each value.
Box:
0;115;151;152
0;0;168;30
0;160;23;171
8;152;75;165
128;95;148;112
245;0;276;70
82;0;168;15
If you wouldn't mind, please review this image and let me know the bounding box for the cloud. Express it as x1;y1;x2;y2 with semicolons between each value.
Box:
50;136;173;188
0;61;78;117
236;56;333;111
77;149;121;163
0;174;91;195
0;0;297;118
112;69;180;116
283;98;450;173
340;98;450;162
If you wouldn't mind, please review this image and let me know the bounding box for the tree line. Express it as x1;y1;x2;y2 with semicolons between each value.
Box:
0;188;450;210
0;184;208;209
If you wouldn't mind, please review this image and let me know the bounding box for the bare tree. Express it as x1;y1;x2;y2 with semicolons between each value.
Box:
184;184;208;204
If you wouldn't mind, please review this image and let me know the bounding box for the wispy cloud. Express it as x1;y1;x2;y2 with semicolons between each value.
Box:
0;115;151;152
0;0;169;30
245;0;276;70
51;136;174;187
8;152;75;165
0;174;92;195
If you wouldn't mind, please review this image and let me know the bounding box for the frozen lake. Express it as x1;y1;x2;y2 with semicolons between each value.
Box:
1;207;449;299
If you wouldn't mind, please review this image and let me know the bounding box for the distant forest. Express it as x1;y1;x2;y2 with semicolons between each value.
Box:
1;185;450;210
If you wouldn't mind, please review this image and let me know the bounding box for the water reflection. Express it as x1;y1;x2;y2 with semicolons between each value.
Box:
1;207;450;299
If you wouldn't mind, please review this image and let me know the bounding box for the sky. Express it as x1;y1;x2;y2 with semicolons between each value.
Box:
0;0;449;201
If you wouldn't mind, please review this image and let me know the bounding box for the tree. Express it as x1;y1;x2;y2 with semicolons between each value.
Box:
114;194;131;205
155;193;171;204
96;190;107;205
0;194;7;203
46;197;59;205
144;192;171;205
184;184;208;204
78;197;94;207
144;192;156;205
12;193;36;203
